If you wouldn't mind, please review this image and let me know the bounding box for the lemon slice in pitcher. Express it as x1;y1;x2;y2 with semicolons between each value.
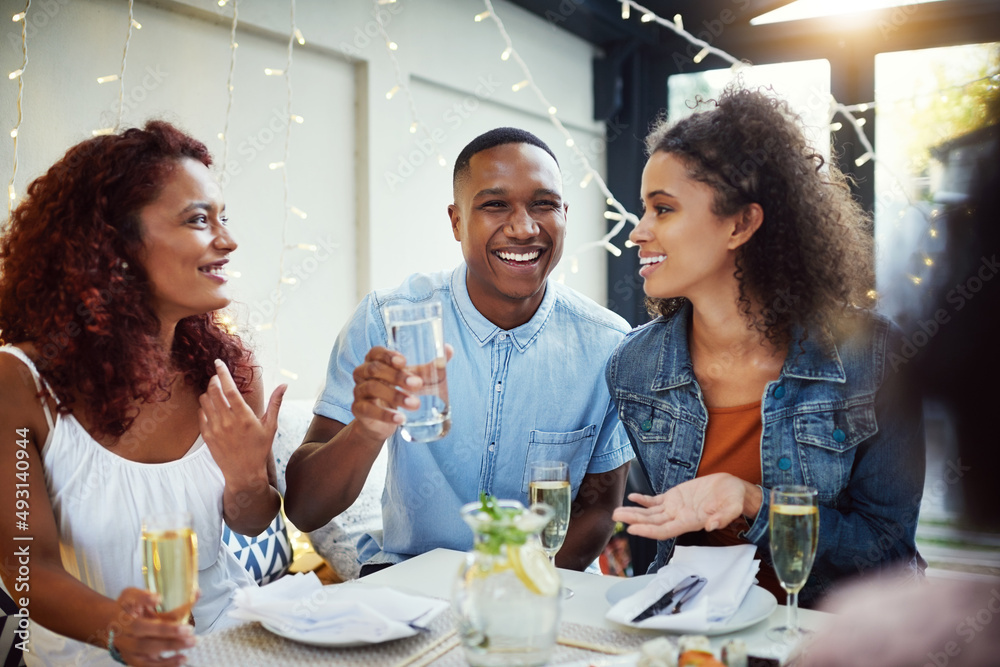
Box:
509;544;560;596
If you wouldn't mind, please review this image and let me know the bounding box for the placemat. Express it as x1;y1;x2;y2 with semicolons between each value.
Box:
187;613;648;666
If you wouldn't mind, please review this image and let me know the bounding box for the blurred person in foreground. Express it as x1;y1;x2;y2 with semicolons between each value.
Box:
0;122;284;666
608;87;926;607
795;96;1000;667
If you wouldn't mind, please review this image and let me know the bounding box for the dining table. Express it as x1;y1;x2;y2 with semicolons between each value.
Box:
185;548;831;666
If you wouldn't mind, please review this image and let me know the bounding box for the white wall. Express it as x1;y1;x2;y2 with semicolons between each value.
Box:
0;0;608;401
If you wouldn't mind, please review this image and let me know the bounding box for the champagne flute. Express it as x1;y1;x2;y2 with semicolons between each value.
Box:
141;512;199;624
766;485;819;645
529;460;573;599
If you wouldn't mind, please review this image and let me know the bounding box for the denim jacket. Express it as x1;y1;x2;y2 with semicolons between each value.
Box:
606;302;925;605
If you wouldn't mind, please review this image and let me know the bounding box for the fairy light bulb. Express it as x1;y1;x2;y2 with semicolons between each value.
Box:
386;85;400;100
294;28;305;45
474;11;490;22
501;48;511;61
512;80;529;92
621;3;630;19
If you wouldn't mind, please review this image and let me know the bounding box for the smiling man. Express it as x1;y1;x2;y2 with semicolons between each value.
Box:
284;128;632;576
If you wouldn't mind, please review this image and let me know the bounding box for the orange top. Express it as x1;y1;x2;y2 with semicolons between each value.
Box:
676;400;785;599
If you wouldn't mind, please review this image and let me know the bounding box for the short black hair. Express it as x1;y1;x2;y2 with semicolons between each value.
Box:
453;127;559;193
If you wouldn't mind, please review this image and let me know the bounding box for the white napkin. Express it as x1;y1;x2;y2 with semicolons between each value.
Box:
229;572;449;643
606;545;759;633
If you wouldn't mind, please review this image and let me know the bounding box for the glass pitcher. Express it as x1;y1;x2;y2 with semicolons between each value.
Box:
452;498;561;667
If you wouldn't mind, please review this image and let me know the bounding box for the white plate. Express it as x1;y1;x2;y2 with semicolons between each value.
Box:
605;575;777;636
260;620;417;648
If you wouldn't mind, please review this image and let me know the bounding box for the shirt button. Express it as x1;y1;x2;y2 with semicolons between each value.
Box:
499;333;507;340
495;383;502;392
640;419;652;432
488;444;495;452
773;385;786;399
832;428;846;443
778;456;791;470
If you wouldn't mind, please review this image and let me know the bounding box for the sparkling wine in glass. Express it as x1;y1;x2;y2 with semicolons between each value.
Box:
766;485;819;645
142;512;199;624
529;460;573;599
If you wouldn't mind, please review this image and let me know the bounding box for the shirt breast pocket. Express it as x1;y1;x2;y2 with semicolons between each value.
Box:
793;402;877;502
520;425;597;495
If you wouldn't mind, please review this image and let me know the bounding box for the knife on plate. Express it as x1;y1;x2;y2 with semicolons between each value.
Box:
669;575;707;614
631;574;705;622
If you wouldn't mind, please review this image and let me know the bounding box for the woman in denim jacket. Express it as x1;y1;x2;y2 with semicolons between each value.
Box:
608;87;925;607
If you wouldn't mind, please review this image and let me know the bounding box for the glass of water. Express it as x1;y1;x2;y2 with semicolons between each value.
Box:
383;299;451;442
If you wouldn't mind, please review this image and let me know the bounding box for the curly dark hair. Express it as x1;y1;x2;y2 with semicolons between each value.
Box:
644;86;874;349
0;120;254;439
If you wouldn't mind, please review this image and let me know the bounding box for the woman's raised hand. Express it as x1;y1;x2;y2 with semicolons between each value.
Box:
612;473;762;540
198;359;285;485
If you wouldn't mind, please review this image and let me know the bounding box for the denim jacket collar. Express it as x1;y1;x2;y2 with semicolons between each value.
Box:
651;301;846;391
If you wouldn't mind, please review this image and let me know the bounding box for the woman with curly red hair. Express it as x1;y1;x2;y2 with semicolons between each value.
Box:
0;121;285;665
608;87;925;608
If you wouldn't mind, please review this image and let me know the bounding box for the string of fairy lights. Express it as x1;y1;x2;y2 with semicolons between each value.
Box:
219;0;239;177
93;0;141;136
221;0;309;382
374;0;447;168
6;0;30;222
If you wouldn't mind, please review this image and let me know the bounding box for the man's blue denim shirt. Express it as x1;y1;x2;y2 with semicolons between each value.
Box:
606;301;925;605
316;265;634;567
